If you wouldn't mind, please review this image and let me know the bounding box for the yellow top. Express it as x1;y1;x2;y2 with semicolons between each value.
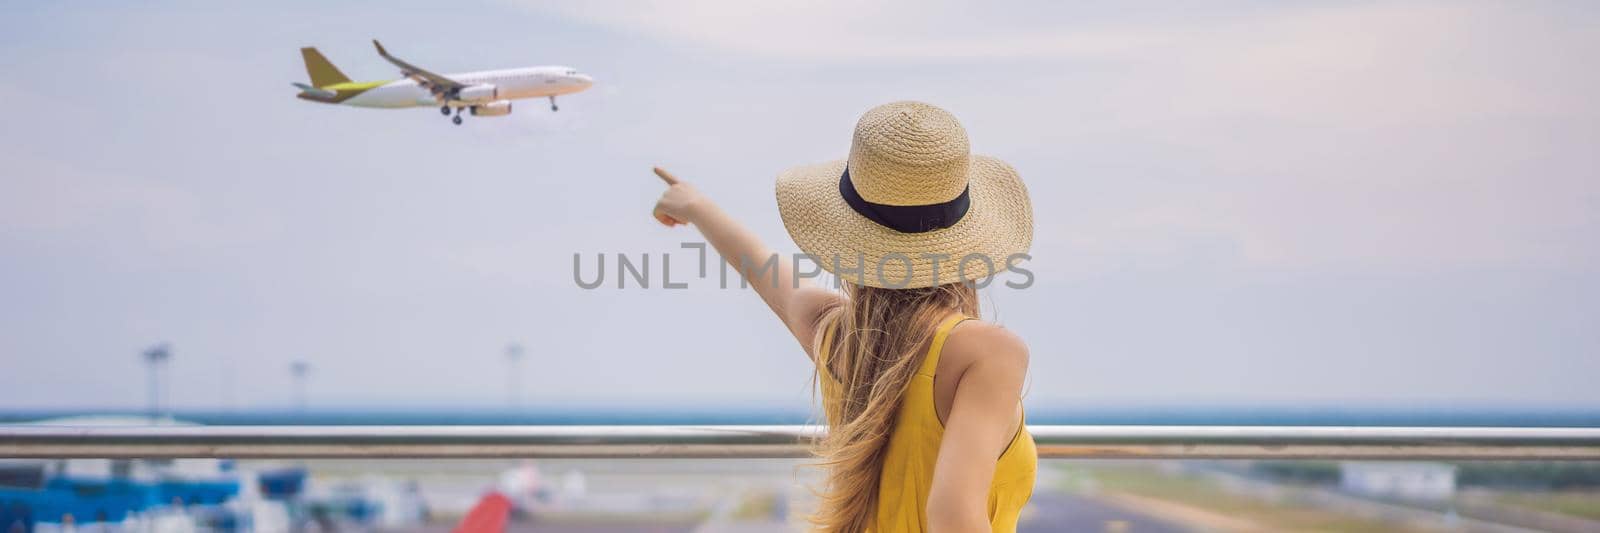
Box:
819;314;1037;532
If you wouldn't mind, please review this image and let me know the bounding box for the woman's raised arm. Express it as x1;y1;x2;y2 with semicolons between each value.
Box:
651;167;842;356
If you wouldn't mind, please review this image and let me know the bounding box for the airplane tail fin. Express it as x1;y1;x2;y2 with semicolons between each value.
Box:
300;47;351;87
452;492;512;533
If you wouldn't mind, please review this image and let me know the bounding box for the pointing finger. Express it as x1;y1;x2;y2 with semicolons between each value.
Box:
653;166;681;186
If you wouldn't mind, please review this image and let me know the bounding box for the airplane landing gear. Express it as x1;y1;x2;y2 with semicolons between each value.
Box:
452;116;463;125
439;105;451;116
549;95;559;112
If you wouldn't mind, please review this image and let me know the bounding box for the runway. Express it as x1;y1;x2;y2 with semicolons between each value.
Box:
1019;491;1194;533
392;490;1192;532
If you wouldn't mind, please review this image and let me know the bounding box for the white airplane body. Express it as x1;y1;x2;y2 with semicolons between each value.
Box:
335;66;592;108
294;40;593;125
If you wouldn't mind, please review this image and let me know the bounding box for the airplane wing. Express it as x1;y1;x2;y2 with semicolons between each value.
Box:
372;39;466;99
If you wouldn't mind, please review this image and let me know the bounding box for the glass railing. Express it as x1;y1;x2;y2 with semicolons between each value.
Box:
3;425;1598;531
4;424;1598;459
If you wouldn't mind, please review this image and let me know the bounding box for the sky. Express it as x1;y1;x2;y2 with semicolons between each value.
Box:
0;0;1596;412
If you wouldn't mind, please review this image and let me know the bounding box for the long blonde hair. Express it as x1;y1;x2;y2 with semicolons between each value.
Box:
808;281;980;531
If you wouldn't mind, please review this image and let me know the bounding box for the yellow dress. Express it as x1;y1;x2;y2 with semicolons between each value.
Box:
819;314;1037;532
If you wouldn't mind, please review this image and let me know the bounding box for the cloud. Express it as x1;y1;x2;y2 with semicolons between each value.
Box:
514;1;1600;273
512;0;1600;131
512;0;1193;62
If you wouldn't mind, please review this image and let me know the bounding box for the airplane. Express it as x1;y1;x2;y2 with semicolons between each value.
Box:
293;40;594;125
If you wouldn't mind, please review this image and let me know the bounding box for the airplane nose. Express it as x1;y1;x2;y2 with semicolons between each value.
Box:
577;74;594;87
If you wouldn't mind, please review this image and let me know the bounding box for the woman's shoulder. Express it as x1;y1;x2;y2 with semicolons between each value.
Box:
942;319;1030;377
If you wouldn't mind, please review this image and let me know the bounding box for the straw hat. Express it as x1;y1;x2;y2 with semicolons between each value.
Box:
776;101;1033;289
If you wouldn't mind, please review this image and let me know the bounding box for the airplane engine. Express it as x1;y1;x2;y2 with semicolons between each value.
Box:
455;84;498;103
470;100;513;117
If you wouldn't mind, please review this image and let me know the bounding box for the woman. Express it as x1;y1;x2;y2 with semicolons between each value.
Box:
651;101;1034;532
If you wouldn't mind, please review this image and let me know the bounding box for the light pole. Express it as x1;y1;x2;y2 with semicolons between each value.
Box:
506;343;525;408
290;361;310;412
142;343;172;423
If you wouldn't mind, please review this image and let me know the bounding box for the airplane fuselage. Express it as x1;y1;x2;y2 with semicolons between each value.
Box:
336;66;593;108
294;42;590;124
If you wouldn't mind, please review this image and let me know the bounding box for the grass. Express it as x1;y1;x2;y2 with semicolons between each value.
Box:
1491;490;1600;520
729;489;780;520
1065;463;1430;533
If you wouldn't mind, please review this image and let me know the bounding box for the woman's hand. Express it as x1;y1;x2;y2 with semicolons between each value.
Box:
652;167;706;227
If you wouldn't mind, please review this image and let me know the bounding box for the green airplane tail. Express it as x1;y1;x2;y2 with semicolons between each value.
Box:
300;47;351;88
